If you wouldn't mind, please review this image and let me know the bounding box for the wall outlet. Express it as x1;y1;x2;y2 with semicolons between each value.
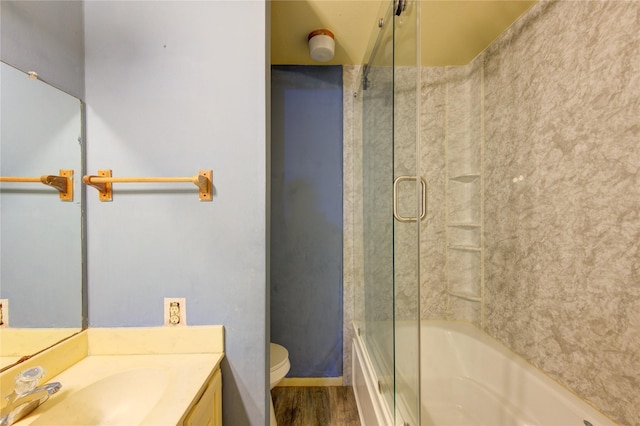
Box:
164;297;186;326
0;299;8;327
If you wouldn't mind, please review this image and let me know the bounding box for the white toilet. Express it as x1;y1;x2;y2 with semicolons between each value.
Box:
269;343;290;426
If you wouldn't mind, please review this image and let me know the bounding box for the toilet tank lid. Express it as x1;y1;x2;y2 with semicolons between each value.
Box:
270;343;289;370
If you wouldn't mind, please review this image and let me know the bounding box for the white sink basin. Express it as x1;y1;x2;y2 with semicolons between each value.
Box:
31;368;168;425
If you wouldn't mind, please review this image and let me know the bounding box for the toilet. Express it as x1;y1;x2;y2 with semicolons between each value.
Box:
269;343;290;426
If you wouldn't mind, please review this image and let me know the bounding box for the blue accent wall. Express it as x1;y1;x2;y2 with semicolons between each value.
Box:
271;66;343;378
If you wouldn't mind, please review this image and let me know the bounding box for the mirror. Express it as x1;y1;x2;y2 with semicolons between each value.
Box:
0;61;84;369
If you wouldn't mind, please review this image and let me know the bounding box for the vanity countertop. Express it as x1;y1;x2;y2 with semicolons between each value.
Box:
1;326;224;426
18;353;223;425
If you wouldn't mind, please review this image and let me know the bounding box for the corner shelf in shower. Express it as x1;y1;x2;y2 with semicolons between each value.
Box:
447;290;481;303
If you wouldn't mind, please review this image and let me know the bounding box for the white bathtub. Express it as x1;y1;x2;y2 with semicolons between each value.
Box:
352;321;615;426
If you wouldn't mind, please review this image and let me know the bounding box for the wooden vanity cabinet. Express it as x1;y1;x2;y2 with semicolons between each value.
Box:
183;367;222;426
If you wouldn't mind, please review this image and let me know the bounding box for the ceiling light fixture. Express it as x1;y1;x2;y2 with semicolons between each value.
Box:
308;29;335;62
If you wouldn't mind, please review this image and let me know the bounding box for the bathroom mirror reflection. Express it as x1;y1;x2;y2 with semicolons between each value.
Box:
0;61;84;370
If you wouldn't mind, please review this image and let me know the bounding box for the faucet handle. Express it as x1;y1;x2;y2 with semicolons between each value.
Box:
13;367;46;395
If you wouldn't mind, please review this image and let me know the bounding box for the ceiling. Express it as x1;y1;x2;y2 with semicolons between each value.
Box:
271;1;536;67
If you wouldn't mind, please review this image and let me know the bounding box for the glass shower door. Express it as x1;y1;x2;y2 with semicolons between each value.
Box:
392;0;421;424
360;0;421;424
361;3;395;416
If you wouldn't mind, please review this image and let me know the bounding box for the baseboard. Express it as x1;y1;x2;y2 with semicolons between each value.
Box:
277;377;344;387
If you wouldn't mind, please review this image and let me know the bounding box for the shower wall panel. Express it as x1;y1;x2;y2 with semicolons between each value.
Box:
443;63;484;325
394;66;420;322
419;63;484;325
361;65;394;327
482;1;640;424
419;67;448;321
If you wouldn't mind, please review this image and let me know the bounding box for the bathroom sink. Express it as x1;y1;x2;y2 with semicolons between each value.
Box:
30;368;168;425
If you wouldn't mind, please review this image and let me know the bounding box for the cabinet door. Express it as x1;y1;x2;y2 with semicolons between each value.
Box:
184;369;222;426
211;368;222;426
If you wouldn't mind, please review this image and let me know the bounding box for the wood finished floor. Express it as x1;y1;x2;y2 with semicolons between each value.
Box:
271;386;361;426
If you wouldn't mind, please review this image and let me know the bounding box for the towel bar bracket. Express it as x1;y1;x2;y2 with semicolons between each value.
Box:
55;169;74;201
82;169;112;201
198;169;213;201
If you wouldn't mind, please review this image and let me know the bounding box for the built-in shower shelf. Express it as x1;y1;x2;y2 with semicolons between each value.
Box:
449;245;482;252
447;290;481;302
449;173;480;183
448;222;480;229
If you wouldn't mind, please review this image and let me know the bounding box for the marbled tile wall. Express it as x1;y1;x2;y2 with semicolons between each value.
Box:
419;62;484;326
444;62;484;326
482;1;640;424
394;66;421;322
348;65;486;335
361;64;394;326
419;67;449;320
343;63;397;382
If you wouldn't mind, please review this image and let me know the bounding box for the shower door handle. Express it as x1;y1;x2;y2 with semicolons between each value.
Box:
393;176;427;222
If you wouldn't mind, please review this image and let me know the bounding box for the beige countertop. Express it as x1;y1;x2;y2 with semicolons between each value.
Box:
1;326;224;426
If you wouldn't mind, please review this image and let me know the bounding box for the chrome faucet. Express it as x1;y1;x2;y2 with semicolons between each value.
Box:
0;366;61;426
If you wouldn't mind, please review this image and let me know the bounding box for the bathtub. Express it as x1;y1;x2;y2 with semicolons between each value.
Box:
352;321;615;426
